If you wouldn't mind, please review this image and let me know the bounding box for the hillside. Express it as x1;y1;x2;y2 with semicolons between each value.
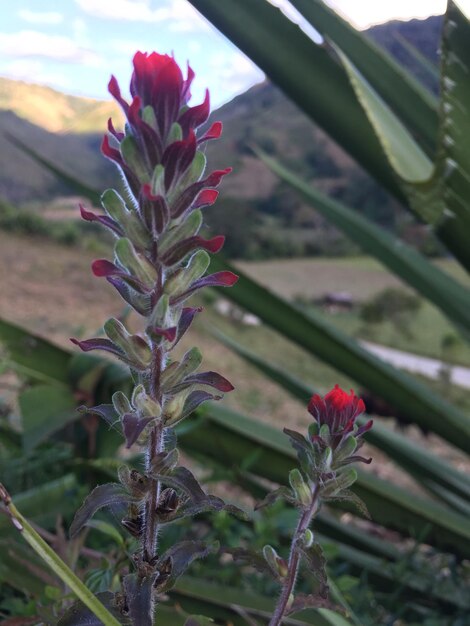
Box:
0;77;120;133
0;15;442;256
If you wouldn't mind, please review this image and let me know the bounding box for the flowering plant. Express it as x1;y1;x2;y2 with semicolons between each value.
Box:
0;51;372;626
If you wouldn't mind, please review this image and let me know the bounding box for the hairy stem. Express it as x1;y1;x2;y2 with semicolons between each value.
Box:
143;267;166;563
269;486;320;626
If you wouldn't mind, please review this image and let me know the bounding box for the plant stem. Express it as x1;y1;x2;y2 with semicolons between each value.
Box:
141;260;166;564
269;485;319;626
143;345;165;562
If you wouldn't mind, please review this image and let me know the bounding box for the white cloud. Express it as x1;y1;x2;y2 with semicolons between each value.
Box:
18;9;64;25
75;0;206;27
0;30;103;66
208;51;264;98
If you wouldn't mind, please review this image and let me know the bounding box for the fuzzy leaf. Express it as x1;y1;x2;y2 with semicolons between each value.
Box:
225;547;278;579
78;404;121;431
184;617;214;626
326;489;370;519
70;484;130;537
122;413;152;448
298;543;328;595
57;593;128;626
255;486;295;510
153;466;206;502
172;371;234;393
151;448;180;475
173;307;202;347
285;593;336;616
156;540;218;592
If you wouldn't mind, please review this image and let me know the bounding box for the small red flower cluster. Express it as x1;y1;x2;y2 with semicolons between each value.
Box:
308;385;373;451
103;52;230;214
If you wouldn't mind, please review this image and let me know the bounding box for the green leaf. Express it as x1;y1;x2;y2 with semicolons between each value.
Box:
0;318;71;385
337;48;433;183
289;0;438;155
0;475;78;533
208;255;470;453
255;148;470;336
19;384;77;452
70;483;130;537
187;0;403;200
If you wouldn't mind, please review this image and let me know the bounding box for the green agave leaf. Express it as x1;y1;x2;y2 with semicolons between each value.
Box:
172;576;354;625
5;133;101;206
208;255;470;453
0;539;57;595
214;331;470;505
337;48;433;184
187;0;402;200
0;475;78;533
20;384;78;452
289;0;438;155
0;318;71;385
335;8;470;269
256;147;470;336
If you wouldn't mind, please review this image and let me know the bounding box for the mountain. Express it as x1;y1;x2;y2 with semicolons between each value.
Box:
0;15;442;256
0;77;119;133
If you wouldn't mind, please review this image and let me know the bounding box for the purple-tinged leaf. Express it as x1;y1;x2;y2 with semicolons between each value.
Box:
181;390;222;421
108;117;124;141
170;272;238;305
70;483;130;538
70;337;124;359
285;593;337;616
225;547;277;579
169;496;248;523
326;489;370;519
141;185;170;235
106;277;151;316
92;260;149;294
173;306;202;347
122;574;153;626
79;204;124;237
162;131;197;190
172;371;234;394
178;89;210;136
255;486;295;510
160;235;225;267
147;325;177;343
170;169;228;218
156;540;218;592
77;404;120;431
298;543;328;593
150;448;180;475
108;75;129;114
153;466;206;503
57;592;128;626
122;413;153;448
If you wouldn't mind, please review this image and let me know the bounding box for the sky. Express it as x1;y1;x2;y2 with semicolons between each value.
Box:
0;0;464;108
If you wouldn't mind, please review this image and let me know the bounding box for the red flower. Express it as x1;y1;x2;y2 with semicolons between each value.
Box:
102;51;230;219
308;385;371;448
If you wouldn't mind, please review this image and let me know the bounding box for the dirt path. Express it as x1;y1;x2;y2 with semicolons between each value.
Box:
363;341;470;389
